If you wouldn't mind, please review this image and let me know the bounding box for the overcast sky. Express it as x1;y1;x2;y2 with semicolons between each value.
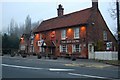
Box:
0;0;118;35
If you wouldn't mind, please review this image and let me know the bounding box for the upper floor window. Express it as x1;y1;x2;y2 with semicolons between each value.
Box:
40;34;42;40
61;29;66;39
30;34;34;40
72;44;81;52
103;31;107;41
74;28;79;39
31;40;33;44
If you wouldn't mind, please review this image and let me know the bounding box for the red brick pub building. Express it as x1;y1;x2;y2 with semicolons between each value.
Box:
33;0;117;58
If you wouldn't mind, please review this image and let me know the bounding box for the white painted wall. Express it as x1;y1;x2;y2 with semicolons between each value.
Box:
89;51;118;60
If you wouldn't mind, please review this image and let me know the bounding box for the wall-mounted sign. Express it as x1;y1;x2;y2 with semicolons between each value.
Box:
106;42;112;50
60;39;80;44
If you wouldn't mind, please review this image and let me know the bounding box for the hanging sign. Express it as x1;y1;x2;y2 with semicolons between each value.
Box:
38;40;44;46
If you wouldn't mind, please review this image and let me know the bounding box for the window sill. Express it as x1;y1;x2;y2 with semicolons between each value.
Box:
61;38;66;40
74;37;79;39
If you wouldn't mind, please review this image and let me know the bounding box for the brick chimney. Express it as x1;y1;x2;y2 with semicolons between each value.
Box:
57;4;64;17
92;0;98;9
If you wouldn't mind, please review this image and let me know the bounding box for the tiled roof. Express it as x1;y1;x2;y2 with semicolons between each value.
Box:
34;7;93;33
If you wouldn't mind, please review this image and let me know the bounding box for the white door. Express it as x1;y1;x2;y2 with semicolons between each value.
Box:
88;44;95;59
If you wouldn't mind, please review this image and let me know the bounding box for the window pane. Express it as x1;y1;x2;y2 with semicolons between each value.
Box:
61;30;66;39
61;45;67;52
103;31;107;41
72;44;81;53
75;44;79;52
74;28;79;38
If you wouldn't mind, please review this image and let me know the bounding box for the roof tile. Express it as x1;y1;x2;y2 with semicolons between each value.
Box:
34;7;92;33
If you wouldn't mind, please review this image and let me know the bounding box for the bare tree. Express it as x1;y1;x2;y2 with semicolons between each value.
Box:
109;2;117;19
9;18;15;36
25;15;31;34
7;15;41;38
19;24;25;37
14;22;19;36
108;1;120;40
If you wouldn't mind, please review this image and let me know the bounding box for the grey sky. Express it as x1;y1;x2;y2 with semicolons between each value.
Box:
0;0;117;35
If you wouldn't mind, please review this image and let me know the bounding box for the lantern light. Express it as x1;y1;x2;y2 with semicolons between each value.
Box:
81;26;86;31
21;37;24;40
68;28;72;32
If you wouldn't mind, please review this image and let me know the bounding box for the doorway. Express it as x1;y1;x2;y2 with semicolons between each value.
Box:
88;43;95;59
48;47;55;58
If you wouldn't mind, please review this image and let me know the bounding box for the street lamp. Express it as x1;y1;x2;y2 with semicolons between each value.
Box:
116;0;120;60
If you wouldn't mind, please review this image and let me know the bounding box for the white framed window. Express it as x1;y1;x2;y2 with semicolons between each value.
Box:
61;29;66;39
31;40;33;44
40;34;42;40
60;45;67;52
30;34;34;39
103;31;107;41
40;47;45;52
72;44;81;52
74;28;79;39
30;45;34;52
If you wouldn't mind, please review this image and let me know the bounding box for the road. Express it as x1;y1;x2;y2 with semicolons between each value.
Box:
1;55;120;80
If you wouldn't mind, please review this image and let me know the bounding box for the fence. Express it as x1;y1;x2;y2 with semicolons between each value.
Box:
94;51;118;60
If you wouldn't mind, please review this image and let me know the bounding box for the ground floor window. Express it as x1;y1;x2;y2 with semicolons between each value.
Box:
60;45;67;52
31;45;34;52
39;47;45;52
72;44;81;52
39;47;41;52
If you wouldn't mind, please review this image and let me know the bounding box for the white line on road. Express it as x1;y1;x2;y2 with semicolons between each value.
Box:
2;64;118;79
2;64;74;72
68;73;111;79
1;64;43;70
49;68;74;71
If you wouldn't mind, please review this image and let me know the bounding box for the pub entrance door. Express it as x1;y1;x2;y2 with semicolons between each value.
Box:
88;43;95;59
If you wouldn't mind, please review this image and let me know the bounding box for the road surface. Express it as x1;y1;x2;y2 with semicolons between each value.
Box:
1;55;120;80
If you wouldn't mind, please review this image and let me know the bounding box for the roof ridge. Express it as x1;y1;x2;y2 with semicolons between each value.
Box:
43;7;92;22
34;7;93;33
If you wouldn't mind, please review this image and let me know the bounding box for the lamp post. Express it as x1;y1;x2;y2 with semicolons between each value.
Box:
116;0;120;60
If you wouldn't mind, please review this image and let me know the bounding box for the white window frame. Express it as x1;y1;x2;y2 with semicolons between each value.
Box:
74;28;79;39
103;31;107;41
40;34;42;40
60;45;67;52
31;40;33;44
30;34;34;39
72;44;81;53
33;46;34;52
61;29;66;40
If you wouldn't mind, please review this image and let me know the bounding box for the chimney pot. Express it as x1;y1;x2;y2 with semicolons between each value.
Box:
92;0;98;9
57;4;64;17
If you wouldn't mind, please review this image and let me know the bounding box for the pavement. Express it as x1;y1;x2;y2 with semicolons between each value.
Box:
1;54;117;68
